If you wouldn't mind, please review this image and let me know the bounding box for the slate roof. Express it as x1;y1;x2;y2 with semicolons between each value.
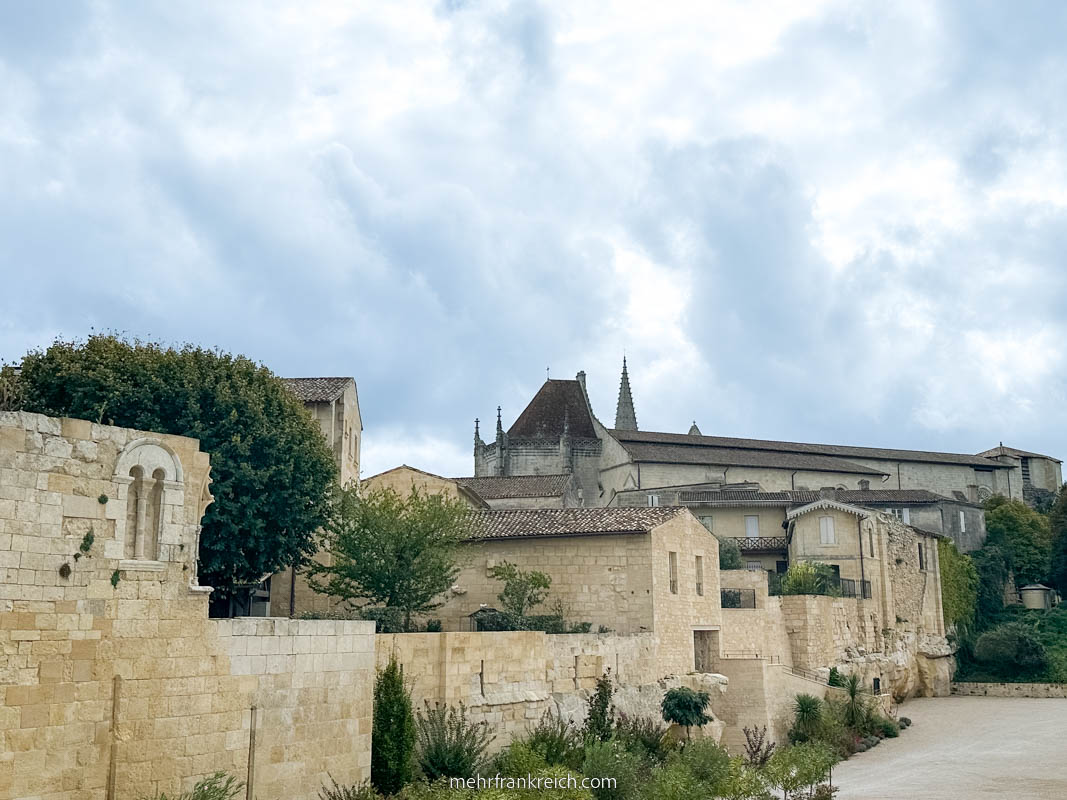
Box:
611;429;1008;469
454;474;572;500
619;441;886;476
282;377;353;403
466;507;686;541
672;487;960;507
508;380;597;439
977;445;1061;463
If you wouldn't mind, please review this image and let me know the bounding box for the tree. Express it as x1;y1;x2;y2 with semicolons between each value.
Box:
717;536;744;570
309;485;471;631
984;496;1052;586
583;671;616;742
372;656;416;794
15;335;336;601
488;561;552;618
971;546;1009;629
1049;485;1067;595
938;539;978;631
660;687;712;742
974;622;1049;677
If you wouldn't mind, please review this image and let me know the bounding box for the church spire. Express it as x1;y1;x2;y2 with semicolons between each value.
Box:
615;357;638;431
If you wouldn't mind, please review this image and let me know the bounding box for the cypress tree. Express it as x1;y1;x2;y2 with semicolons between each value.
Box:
372;656;416;794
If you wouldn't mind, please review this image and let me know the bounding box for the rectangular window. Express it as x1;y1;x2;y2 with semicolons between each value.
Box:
959;510;966;533
648;494;660;507
695;555;704;596
668;551;678;594
699;515;714;532
819;515;836;544
775;560;789;574
747;561;763;571
918;542;926;570
1021;458;1032;484
744;515;760;540
887;508;910;524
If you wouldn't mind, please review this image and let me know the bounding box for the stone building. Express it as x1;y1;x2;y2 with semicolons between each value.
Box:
472;361;1061;521
280;377;362;487
433;507;722;676
363;465;488;508
615;482;986;553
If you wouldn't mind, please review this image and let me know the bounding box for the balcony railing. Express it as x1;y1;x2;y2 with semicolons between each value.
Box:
721;588;757;609
733;536;788;553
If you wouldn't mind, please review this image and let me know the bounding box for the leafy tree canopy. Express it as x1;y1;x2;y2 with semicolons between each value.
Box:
15;335;336;597
488;561;552;618
660;687;712;741
716;536;744;570
1049;484;1067;595
309;484;472;631
983;496;1052;586
938;539;978;631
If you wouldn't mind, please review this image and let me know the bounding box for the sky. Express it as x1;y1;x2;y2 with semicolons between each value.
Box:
1;0;1065;479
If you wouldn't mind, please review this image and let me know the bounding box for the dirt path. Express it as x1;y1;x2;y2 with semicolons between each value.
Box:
834;696;1067;799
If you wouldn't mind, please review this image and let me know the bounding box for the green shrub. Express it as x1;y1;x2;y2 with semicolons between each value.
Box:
372;657;416;795
580;740;641;800
975;622;1049;675
319;777;382;800
634;763;702;800
717;536;744;570
613;714;675;765
875;717;900;738
660;687;712;741
522;710;583;768
415;702;494;781
788;694;822;744
668;739;731;792
583;672;616;742
492;741;549;777
780;562;840;597
827;667;845;687
138;772;243;800
938;539;978;630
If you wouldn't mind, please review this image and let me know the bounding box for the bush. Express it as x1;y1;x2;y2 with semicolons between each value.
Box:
372;657;416;795
780;562;840;597
522;710;583;768
827;667;845;687
938;539;979;630
613;714;675;765
668;739;731;792
717;536;744;570
139;772;243;800
583;672;616;742
788;694;822;744
361;607;408;634
580;740;642;800
415;702;494;781
319;778;381;800
634;763;702;800
975;622;1049;675
660;687;712;741
874;716;900;739
493;741;549;777
741;725;776;768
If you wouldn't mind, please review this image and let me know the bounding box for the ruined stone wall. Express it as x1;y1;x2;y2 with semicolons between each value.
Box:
1;411;375;800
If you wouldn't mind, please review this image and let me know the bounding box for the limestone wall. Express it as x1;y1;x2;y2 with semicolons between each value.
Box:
374;631;723;751
951;682;1067;698
0;411;376;800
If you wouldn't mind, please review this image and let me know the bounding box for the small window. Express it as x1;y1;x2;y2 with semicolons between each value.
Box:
648;494;660;507
819;516;836;544
699;515;714;532
744;515;759;540
887;508;910;524
959;510;966;533
668;551;678;593
695;555;704;596
918;542;926;570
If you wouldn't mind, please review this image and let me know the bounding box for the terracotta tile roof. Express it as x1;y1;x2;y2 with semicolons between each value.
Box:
466;507;685;541
620;441;887;476
454;474;572;499
508;380;597;439
976;445;1060;463
611;428;1008;469
281;377;353;403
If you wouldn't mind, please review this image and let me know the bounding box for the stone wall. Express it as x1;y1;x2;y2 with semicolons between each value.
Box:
951;682;1067;698
1;411;376;800
375;631;726;751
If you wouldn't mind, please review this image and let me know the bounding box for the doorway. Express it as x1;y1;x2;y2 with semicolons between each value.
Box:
694;629;720;672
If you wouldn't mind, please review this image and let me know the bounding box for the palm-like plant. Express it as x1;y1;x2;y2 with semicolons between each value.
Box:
791;694;822;742
841;674;868;729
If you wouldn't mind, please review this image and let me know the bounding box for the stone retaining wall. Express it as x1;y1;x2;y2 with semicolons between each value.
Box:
951;682;1067;698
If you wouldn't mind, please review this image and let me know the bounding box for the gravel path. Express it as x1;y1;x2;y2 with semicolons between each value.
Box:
834;696;1067;800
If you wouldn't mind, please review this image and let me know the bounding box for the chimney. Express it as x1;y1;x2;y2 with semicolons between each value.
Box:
819;487;838;500
858;480;870;491
576;370;586;392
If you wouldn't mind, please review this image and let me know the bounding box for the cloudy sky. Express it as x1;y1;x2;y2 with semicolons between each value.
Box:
2;0;1065;478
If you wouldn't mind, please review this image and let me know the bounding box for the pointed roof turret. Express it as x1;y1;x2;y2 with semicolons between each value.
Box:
688;421;702;436
615;357;638;431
